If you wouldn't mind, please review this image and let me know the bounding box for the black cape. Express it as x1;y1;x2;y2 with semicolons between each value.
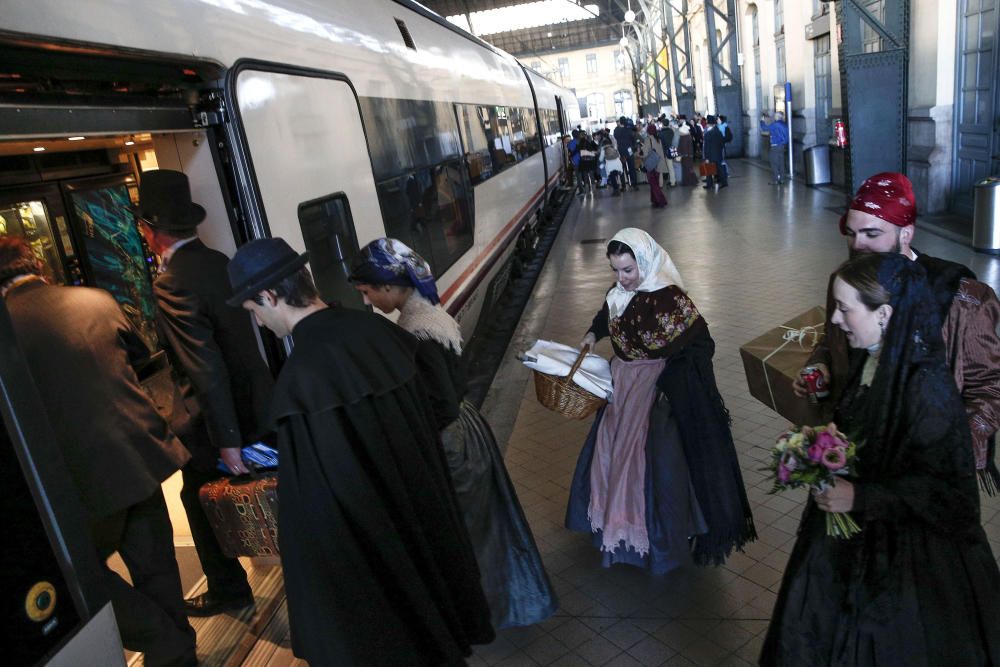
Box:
272;307;494;665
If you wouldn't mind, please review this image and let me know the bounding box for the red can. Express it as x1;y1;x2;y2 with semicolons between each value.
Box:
800;366;830;404
834;119;848;148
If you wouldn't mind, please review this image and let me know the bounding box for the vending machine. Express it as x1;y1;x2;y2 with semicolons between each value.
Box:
0;172;159;350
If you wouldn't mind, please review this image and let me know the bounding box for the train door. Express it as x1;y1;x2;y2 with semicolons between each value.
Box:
1;296;124;666
225;63;384;310
555;95;569;172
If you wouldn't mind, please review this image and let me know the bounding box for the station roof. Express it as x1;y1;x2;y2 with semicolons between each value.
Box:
419;0;633;57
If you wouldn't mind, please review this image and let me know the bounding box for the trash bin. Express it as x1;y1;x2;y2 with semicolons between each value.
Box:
803;145;831;185
972;176;1000;255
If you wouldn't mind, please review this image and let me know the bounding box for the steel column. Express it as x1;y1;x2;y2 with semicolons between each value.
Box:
836;0;910;192
634;0;671;114
703;0;745;155
663;0;695;117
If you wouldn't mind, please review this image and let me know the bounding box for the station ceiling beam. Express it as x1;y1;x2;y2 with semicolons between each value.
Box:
419;0;633;55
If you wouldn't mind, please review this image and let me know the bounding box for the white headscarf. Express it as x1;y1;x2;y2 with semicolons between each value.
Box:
605;228;686;319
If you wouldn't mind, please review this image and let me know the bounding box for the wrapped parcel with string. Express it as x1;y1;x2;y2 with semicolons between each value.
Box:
739;307;832;425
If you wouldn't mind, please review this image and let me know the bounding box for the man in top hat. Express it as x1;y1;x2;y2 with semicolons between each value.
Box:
226;238;494;665
0;236;196;666
135;169;274;616
614;116;638;191
797;172;1000;492
702;115;728;191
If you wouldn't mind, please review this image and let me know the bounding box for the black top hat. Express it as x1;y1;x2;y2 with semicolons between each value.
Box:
226;238;310;307
132;169;206;231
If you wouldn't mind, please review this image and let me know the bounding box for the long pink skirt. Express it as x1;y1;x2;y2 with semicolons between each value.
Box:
588;356;665;556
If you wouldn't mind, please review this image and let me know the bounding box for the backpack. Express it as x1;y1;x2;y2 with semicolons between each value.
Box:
642;149;661;172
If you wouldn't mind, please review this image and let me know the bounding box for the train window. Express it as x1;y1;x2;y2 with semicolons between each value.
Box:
512;108;541;158
455;104;494;185
297;193;365;310
541;109;562;146
374;159;473;277
358;97;462;178
359;96;474;276
487;106;517;170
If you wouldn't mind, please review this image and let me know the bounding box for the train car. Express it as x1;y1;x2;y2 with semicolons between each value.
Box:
0;1;577;663
0;0;578;342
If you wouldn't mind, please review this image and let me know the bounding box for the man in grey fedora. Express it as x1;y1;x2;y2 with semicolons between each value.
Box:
136;169;273;616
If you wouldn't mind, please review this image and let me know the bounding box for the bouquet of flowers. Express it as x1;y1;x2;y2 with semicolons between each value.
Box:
765;423;862;539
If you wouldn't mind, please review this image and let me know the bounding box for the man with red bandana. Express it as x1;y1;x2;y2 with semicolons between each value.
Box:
796;172;1000;493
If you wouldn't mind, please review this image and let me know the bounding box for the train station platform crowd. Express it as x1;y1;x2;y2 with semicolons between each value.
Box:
3;129;1000;665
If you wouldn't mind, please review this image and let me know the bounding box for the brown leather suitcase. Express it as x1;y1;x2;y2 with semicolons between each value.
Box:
199;473;279;557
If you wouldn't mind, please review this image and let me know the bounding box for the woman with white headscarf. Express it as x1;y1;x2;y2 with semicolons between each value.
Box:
566;228;755;572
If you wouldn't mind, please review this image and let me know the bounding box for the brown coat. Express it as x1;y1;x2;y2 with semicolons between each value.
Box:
6;281;190;519
810;269;1000;474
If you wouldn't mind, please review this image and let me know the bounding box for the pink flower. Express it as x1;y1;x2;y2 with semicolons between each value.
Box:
822;447;847;470
777;462;792;484
814;431;843;450
808;431;845;462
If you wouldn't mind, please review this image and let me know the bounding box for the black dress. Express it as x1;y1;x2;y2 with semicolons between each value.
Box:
272;307;494;666
414;335;557;629
761;357;1000;665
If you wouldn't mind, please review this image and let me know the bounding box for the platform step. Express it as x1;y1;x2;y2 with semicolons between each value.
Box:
127;562;285;667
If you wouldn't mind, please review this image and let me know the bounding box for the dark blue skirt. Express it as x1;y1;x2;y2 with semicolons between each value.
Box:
443;401;558;628
565;395;707;575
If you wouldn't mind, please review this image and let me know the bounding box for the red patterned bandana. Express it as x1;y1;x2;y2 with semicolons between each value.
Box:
839;172;917;234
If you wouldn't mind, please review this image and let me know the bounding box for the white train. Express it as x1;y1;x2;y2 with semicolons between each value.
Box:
0;1;579;663
0;0;580;341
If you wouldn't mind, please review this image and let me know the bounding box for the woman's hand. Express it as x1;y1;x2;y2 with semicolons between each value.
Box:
580;332;597;350
813;479;854;513
793;362;830;398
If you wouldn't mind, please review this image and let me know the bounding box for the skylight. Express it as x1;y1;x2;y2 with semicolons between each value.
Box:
446;1;600;36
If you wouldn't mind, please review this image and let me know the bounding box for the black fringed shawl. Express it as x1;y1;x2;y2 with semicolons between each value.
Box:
657;330;757;565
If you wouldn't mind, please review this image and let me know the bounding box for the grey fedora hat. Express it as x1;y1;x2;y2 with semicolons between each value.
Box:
226;238;309;307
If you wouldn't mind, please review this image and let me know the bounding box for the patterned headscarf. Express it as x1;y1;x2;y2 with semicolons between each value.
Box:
350;238;440;305
605;228;685;319
839;172;917;234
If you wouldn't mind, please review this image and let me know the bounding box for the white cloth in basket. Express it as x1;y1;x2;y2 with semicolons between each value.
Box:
521;340;614;401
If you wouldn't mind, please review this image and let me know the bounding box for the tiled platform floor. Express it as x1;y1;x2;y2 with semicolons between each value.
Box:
471;160;1000;666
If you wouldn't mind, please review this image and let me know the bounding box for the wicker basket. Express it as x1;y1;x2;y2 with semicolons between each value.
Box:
532;345;607;420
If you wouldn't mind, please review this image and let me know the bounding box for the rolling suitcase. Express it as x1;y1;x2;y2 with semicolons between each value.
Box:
199;473;280;557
